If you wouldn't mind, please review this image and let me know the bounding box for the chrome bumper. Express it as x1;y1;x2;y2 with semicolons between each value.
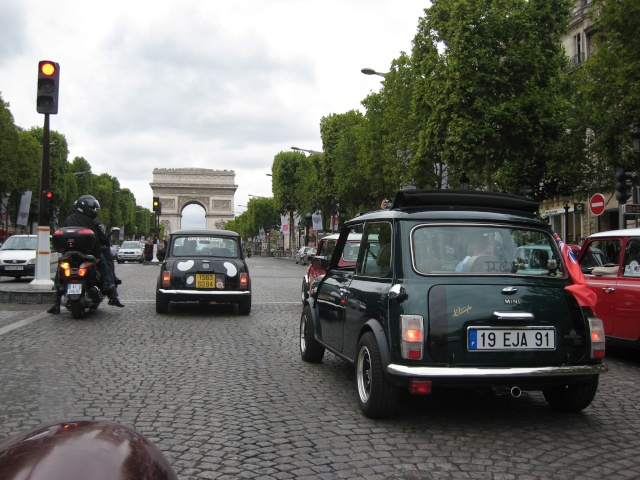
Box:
387;363;608;378
158;289;250;296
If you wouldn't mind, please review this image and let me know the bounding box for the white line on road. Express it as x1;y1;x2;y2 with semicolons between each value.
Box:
0;311;49;337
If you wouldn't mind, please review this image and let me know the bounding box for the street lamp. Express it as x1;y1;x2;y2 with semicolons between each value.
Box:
291;146;323;155
459;172;470;190
72;171;88;176
361;67;388;78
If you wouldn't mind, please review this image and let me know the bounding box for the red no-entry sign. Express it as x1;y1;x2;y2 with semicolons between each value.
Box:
589;193;606;216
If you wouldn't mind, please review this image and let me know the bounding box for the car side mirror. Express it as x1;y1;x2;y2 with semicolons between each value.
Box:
311;257;330;270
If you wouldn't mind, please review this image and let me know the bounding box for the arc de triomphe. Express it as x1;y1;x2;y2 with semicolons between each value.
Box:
149;168;237;235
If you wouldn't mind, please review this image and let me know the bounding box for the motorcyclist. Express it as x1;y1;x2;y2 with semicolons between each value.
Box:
47;195;124;314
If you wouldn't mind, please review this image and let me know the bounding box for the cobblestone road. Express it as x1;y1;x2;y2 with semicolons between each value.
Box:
1;257;640;479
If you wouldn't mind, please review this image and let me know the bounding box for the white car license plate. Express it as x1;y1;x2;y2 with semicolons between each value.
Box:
4;266;24;271
67;283;83;294
468;327;555;351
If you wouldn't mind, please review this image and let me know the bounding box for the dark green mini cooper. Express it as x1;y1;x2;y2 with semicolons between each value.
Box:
300;190;607;418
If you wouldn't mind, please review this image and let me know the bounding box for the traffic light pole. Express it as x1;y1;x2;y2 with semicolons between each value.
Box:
31;113;54;288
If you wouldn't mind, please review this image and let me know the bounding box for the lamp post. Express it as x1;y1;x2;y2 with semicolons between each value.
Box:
459;172;470;190
361;68;388;78
291;146;323;155
563;191;571;243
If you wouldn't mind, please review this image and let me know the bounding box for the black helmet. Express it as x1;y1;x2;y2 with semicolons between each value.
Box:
76;195;100;219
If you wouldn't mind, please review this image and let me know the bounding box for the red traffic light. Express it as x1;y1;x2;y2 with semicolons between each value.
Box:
44;191;54;200
40;62;56;76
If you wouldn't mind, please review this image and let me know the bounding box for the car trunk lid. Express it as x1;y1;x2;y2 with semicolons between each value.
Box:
426;283;588;366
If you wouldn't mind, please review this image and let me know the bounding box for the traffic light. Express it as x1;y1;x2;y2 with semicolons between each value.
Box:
41;190;54;216
36;60;60;114
615;169;632;203
152;196;160;212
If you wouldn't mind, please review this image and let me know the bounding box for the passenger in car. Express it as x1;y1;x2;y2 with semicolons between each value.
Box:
623;241;640;277
455;239;494;272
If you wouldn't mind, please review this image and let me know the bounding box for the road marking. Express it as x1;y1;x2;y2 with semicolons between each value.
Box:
0;311;48;337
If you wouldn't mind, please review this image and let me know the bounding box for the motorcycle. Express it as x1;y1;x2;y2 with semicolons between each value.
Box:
52;226;107;319
247;249;252;258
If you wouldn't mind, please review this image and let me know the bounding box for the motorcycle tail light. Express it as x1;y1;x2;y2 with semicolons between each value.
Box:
78;261;93;277
162;271;171;288
239;272;248;290
60;261;71;277
401;315;424;360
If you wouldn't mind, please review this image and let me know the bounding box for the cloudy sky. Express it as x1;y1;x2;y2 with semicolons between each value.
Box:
0;1;429;228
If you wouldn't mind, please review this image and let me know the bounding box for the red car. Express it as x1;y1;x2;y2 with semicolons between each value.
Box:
301;233;361;302
577;228;640;348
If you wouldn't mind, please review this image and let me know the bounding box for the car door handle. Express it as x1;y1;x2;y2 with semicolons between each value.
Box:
602;287;615;293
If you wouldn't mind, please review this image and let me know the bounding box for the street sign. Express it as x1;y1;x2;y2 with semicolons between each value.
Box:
589;193;606;216
624;204;640;215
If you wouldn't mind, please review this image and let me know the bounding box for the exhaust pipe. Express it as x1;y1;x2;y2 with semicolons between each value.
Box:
510;386;522;398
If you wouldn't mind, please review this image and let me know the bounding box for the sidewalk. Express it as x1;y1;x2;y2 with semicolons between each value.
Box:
0;281;55;304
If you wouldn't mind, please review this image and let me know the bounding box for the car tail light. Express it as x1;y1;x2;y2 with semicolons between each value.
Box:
589;317;605;359
162;271;171;288
401;315;424;360
60;261;71;277
239;272;248;290
409;380;432;395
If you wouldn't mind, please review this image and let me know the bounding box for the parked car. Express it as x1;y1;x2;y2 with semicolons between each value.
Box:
116;241;145;263
577;228;640;349
295;246;314;265
301;247;316;266
301;233;361;302
155;229;251;315
0;235;38;279
299;189;607;418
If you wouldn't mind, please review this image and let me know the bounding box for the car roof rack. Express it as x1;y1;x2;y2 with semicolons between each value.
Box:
392;189;539;214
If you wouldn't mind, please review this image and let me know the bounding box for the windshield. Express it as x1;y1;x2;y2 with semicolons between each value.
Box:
121;241;141;249
171;235;240;258
0;236;37;251
411;225;563;276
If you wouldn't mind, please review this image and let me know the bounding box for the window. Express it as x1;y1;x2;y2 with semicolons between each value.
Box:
357;222;392;277
623;238;640;277
411;225;561;276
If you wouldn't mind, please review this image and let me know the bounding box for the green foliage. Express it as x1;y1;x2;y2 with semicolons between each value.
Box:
411;0;573;193
583;0;640;175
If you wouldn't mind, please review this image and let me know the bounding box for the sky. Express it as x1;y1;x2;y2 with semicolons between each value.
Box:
0;1;430;228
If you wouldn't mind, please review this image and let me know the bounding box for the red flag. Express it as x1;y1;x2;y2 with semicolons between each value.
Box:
552;231;597;310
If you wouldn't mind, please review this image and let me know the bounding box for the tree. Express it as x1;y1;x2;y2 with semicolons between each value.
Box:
411;0;573;192
583;0;640;176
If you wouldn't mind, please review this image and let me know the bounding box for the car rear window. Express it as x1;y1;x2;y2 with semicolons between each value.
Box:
411;225;563;276
171;236;239;258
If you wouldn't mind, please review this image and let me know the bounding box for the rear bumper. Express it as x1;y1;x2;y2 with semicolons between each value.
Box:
387;363;608;378
157;289;250;302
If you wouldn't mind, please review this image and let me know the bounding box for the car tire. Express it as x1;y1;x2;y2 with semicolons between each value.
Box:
300;306;324;362
238;297;251;315
155;292;169;314
139;258;144;264
117;260;123;264
542;376;599;412
356;332;398;418
301;279;309;303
